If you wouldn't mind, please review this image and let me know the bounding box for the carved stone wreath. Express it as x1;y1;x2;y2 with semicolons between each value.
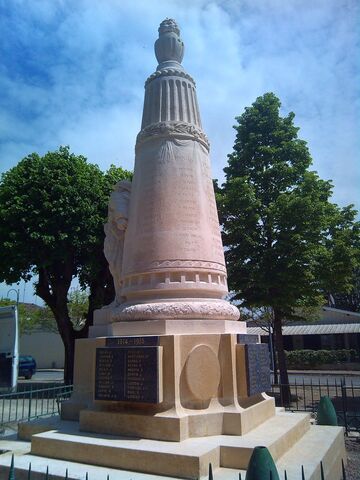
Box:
114;300;240;321
145;68;195;87
136;122;209;150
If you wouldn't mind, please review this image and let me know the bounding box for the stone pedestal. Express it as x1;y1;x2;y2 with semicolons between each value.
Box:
62;331;274;441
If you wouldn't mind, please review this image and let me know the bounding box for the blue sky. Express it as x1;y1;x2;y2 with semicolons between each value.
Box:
0;0;359;303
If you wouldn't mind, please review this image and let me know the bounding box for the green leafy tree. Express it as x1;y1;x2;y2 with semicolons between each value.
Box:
67;288;89;330
331;269;360;313
0;147;131;383
219;93;360;402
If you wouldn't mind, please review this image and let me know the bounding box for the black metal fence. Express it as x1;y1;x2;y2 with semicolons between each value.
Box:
2;381;358;434
268;378;360;434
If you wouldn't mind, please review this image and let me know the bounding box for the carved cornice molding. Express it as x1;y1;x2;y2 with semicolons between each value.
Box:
125;260;227;275
145;68;195;87
114;300;240;321
136;121;209;150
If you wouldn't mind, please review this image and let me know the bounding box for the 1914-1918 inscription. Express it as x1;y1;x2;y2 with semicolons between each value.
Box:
106;336;159;347
95;345;162;403
245;343;271;396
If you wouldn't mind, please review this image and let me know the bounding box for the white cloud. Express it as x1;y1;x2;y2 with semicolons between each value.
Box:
0;0;358;209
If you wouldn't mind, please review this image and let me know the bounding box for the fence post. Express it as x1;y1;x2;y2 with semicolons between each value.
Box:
301;465;305;480
27;386;32;422
320;461;325;480
342;459;347;480
341;378;349;435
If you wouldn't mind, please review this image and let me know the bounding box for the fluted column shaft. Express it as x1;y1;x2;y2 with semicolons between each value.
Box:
142;73;202;128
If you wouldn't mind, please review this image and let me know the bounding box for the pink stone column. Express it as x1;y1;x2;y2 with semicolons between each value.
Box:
117;19;238;322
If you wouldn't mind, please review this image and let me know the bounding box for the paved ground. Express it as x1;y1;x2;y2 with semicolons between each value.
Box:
345;435;360;480
19;369;64;383
287;371;360;386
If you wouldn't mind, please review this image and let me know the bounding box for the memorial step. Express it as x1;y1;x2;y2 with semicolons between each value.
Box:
29;411;310;479
0;420;344;480
276;424;346;480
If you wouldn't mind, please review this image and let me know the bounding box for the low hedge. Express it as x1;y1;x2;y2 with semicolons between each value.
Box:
285;349;359;368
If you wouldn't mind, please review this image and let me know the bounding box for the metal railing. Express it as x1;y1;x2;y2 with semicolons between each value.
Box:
268;378;360;434
0;384;73;429
1;456;349;479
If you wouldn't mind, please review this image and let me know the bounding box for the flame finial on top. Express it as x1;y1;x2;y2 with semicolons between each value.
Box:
158;18;180;36
155;18;184;70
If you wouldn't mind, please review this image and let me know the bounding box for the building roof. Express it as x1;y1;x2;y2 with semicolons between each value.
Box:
247;323;360;336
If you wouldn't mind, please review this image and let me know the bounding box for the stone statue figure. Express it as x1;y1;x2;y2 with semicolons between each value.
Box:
104;180;132;305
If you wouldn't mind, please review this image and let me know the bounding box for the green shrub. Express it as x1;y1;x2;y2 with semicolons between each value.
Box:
285;349;358;368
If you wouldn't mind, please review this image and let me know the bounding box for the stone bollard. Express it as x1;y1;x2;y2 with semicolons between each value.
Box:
245;446;280;480
317;396;338;426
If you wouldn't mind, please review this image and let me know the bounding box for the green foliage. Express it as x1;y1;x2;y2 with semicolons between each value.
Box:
0;147;98;283
219;92;360;318
243;303;323;328
332;267;360;312
0;146;132;382
286;349;359;368
67;288;88;330
77;163;132;294
219;92;360;393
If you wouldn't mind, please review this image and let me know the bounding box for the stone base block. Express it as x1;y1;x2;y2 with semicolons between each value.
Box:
27;412;345;479
277;425;346;480
89;318;246;337
61;399;89;421
79;398;275;441
18;416;62;441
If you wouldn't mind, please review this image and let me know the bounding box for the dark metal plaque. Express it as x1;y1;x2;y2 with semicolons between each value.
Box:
237;334;259;344
106;336;159;347
95;346;161;403
245;343;271;396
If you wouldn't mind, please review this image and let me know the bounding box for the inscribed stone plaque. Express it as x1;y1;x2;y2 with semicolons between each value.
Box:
106;336;159;347
237;334;259;344
95;346;162;403
245;343;271;396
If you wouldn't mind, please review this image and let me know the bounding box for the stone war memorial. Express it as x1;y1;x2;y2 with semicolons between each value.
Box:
22;19;345;479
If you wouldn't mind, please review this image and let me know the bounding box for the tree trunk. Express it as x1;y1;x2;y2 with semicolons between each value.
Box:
273;309;291;406
270;328;278;384
61;324;76;385
49;303;77;384
36;259;113;385
36;264;76;384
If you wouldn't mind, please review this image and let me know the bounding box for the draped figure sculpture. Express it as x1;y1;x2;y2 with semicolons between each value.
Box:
104;180;132;305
